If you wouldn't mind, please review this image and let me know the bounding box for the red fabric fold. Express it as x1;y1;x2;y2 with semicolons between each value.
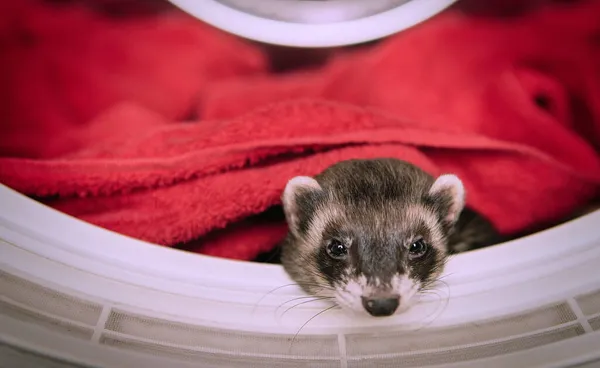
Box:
1;0;599;260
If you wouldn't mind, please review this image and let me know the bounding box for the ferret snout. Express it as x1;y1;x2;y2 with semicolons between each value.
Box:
361;295;400;317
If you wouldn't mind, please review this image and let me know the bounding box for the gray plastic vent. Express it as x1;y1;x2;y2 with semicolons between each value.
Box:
570;359;600;368
100;335;340;368
346;325;585;368
0;269;102;325
345;302;576;356
105;310;339;357
589;316;600;331
0;344;84;368
0;299;94;340
576;290;600;316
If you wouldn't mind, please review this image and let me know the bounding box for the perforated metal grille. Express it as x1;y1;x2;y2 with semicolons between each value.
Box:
345;303;576;356
0;270;102;325
576;290;600;316
0;299;94;340
346;325;585;367
105;310;339;357
100;335;340;368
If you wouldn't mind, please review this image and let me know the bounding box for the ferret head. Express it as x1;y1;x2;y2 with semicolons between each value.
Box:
280;159;465;317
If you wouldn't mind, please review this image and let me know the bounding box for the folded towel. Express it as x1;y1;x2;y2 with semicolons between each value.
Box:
1;0;599;260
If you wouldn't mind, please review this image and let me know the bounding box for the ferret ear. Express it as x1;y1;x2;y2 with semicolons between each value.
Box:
428;174;465;225
282;176;322;236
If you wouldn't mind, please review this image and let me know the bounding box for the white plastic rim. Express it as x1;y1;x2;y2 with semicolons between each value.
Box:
1;181;600;367
216;0;414;23
167;0;457;47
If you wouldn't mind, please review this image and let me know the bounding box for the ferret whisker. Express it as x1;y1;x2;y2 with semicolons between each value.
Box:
278;295;323;307
436;271;456;282
420;288;448;300
432;279;451;298
275;294;331;317
427;282;451;320
420;282;450;302
406;281;450;333
420;277;452;294
278;296;335;321
287;304;338;354
418;290;443;298
252;283;298;315
407;300;445;333
251;283;333;316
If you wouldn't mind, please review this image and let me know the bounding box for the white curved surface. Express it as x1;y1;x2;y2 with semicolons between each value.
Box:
167;0;457;47
1;182;600;367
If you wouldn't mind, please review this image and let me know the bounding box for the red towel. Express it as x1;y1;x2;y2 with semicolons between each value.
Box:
1;0;600;260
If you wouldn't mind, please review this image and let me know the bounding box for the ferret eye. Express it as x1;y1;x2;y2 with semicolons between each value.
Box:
408;238;428;259
326;239;348;260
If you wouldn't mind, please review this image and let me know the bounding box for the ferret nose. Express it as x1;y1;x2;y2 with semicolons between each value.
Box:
361;297;400;317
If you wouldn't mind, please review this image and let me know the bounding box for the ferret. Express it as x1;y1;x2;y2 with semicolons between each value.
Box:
280;158;500;317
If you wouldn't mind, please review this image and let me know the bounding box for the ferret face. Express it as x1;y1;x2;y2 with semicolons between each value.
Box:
280;159;465;317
